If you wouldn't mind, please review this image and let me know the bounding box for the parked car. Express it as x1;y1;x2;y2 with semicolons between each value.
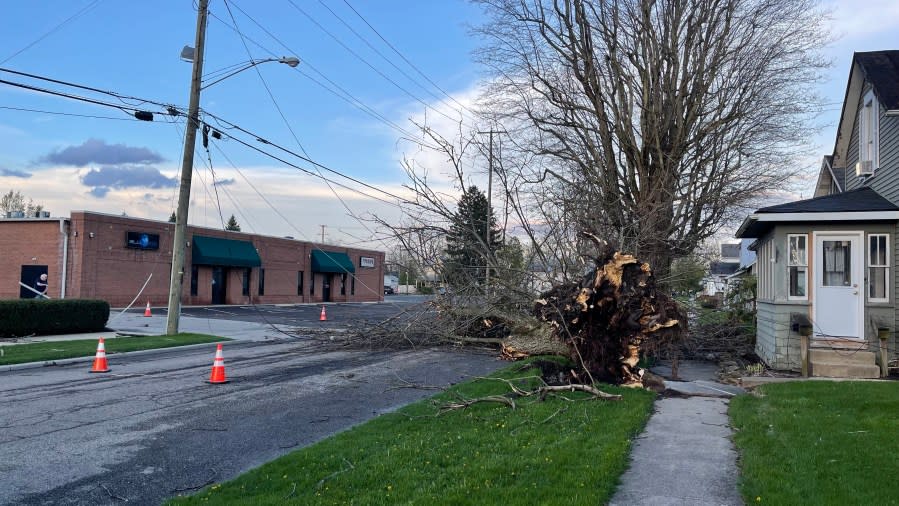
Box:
384;286;395;295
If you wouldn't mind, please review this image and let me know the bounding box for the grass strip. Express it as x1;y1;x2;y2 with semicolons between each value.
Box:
730;381;899;505
169;357;655;505
0;333;228;365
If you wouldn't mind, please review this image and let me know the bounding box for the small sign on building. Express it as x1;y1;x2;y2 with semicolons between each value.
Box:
360;256;375;268
126;231;160;250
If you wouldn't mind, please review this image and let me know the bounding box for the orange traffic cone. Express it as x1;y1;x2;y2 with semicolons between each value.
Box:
144;300;152;317
207;343;229;384
89;337;111;373
319;305;327;321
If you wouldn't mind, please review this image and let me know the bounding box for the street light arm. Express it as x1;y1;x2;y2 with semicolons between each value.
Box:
200;57;299;89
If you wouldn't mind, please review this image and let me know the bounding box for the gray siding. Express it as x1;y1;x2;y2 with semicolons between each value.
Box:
845;82;899;202
752;222;899;369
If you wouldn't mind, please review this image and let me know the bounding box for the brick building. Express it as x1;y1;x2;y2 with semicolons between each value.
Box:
0;211;384;307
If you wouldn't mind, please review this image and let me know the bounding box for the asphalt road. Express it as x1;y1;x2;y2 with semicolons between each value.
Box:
127;295;433;327
1;337;503;505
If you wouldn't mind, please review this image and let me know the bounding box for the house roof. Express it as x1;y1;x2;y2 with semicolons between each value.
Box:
833;51;899;168
736;187;899;238
855;51;899;111
757;187;899;213
709;261;740;276
831;167;845;191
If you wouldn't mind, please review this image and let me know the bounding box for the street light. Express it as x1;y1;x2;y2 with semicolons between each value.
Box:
166;0;298;335
200;56;300;89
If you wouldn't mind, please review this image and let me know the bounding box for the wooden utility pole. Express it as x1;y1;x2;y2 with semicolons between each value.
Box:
320;225;326;244
166;0;208;335
478;129;504;287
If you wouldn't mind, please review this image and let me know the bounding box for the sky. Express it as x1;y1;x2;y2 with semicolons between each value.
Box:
0;0;897;249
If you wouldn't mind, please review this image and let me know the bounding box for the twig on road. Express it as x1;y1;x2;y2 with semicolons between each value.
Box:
171;468;218;493
99;483;128;502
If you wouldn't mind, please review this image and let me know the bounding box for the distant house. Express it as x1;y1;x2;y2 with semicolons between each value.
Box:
702;243;741;297
736;50;899;377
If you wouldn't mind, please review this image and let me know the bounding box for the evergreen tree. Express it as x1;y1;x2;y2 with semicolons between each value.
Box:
225;214;241;231
444;186;500;289
168;212;176;223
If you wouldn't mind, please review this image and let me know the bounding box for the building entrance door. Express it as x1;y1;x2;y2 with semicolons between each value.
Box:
813;233;863;338
322;274;332;302
20;265;48;298
212;267;226;304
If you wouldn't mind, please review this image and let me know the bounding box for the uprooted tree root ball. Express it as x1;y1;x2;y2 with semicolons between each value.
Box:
531;248;686;387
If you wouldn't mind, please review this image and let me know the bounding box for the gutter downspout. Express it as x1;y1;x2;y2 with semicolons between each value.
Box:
59;218;68;299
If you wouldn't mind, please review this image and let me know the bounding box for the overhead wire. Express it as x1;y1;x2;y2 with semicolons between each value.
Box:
0;105;150;122
339;0;479;119
282;0;469;128
0;0;105;65
221;0;312;158
316;0;477;124
212;3;441;151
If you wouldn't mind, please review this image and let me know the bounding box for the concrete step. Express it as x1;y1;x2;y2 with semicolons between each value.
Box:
810;338;868;351
810;361;881;379
809;349;876;366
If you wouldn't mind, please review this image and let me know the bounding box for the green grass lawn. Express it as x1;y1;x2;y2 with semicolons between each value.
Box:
168;358;656;505
0;333;227;365
730;381;899;505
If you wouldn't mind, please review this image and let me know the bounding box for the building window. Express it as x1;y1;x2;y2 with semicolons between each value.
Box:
310;273;315;295
756;239;774;300
341;273;347;295
351;276;355;295
242;268;250;296
868;234;889;302
297;271;304;296
190;265;198;296
788;235;807;299
258;268;265;296
859;89;880;169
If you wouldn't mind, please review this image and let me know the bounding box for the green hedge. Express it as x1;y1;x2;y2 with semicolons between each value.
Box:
0;299;110;338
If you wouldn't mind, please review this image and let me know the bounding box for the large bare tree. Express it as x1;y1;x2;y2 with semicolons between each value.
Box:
474;0;830;282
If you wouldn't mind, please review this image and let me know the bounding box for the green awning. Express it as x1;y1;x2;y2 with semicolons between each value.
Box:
311;250;355;273
192;235;261;267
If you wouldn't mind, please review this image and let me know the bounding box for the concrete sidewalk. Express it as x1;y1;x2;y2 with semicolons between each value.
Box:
0;311;287;347
610;361;744;505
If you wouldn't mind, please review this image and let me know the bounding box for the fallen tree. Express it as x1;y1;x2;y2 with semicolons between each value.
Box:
530;241;686;387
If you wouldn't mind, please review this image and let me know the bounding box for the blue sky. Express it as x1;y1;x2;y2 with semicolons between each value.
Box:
0;0;897;247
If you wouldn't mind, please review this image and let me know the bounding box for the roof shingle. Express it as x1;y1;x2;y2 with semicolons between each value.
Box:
855;51;899;111
757;187;899;214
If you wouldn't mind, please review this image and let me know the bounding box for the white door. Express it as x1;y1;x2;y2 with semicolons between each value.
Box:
813;233;863;338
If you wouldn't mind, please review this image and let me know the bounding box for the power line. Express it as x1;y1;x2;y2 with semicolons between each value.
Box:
339;0;479;119
202;110;409;203
207;6;441;151
283;0;468;127
0;105;149;122
0;77;175;118
1;0;104;65
221;0;312;158
316;0;476;123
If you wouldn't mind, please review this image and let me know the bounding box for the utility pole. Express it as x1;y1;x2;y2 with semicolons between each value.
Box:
478;129;503;288
320;225;326;244
166;0;208;336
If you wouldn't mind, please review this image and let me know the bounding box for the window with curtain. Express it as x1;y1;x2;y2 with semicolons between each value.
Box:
788;235;807;298
868;234;889;302
822;240;852;286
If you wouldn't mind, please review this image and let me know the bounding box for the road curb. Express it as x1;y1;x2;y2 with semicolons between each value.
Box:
0;340;245;373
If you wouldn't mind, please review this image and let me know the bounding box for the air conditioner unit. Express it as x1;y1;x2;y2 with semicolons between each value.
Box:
856;160;874;177
39;211;50;218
